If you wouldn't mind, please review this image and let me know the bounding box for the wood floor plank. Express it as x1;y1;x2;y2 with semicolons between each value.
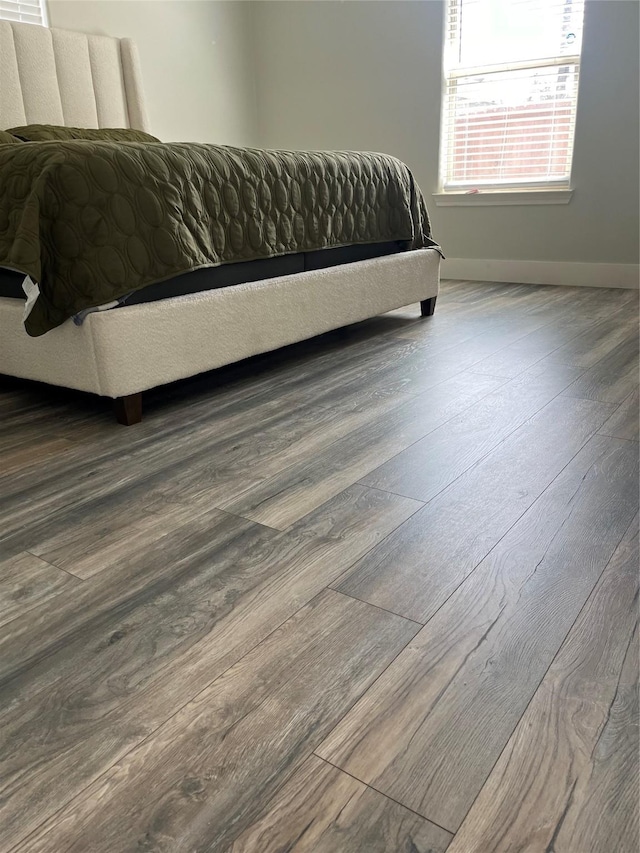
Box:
27;491;211;580
0;485;420;852
21;383;419;574
359;361;585;502
0;365;421;555
504;285;612;324
334;394;615;623
15;589;418;853
465;314;604;378
349;335;510;396
0;437;74;477
562;336;639;404
218;371;504;529
250;324;451;403
599;389;639;441
431;283;620;329
226;755;452;853
448;515;639;853
0;392;97;450
150;353;503;510
318;435;638;832
0;552;81;627
0;486;419;693
395;300;554;347
0;393;297;543
527;286;636;325
537;312;638;369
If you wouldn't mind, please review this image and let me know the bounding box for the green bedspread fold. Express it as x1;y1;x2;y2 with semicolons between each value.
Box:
0;140;439;335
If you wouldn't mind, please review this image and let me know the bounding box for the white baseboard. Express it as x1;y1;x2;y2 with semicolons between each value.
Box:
441;258;640;289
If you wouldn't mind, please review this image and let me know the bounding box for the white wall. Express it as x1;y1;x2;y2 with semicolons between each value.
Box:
252;0;640;268
252;0;443;200
49;0;257;145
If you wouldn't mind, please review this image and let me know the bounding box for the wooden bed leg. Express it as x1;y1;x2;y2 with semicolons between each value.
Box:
420;296;437;317
113;393;142;426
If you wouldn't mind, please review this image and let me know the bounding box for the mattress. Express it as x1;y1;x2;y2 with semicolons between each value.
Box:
0;140;439;335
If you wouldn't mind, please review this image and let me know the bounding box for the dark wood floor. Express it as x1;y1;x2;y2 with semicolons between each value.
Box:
0;280;638;853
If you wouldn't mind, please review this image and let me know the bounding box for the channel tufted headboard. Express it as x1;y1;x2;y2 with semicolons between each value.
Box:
0;20;150;132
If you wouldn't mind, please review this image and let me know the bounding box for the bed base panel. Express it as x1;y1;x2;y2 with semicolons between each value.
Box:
0;249;439;423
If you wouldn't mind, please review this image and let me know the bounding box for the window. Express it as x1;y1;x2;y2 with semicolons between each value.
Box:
0;0;47;26
440;0;585;194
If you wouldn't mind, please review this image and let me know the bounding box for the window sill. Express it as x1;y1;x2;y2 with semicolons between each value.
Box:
432;188;573;207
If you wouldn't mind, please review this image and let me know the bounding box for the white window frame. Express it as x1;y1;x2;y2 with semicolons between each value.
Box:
436;0;583;206
0;0;48;27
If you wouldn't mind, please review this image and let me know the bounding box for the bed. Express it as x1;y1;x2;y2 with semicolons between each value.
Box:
0;20;440;424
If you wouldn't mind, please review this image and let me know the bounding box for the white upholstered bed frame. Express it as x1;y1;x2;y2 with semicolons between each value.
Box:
0;20;439;424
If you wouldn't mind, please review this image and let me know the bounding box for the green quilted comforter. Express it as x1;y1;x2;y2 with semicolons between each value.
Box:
0;141;439;335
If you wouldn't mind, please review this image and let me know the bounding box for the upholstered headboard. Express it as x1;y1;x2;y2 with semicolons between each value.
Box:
0;20;150;131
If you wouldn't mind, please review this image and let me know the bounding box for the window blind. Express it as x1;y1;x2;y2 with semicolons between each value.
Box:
0;0;47;26
441;0;585;191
